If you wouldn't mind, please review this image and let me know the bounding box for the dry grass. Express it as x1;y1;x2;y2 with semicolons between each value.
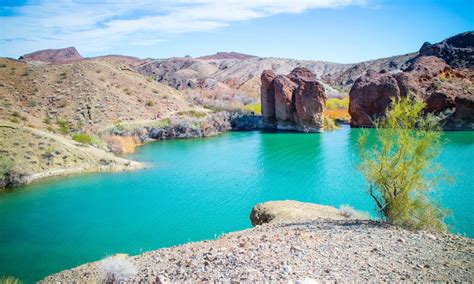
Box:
325;109;351;120
103;135;140;154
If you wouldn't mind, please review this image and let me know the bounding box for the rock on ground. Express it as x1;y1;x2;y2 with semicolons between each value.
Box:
249;200;365;226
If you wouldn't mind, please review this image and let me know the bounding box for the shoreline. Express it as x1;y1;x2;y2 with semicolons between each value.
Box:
41;217;474;282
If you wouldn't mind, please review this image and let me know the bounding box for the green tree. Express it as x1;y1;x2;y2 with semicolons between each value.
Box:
358;96;449;232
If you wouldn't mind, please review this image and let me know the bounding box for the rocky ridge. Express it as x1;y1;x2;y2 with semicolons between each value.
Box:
419;31;474;69
19;47;83;64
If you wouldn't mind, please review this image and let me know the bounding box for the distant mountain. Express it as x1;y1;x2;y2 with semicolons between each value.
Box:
197;52;259;60
19;47;83;64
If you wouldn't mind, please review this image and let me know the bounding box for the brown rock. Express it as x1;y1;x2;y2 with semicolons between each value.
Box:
249;200;365;226
273;75;298;122
349;71;401;127
349;55;474;129
260;68;326;132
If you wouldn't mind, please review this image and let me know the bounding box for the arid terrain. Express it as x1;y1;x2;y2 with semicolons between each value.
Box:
1;31;472;188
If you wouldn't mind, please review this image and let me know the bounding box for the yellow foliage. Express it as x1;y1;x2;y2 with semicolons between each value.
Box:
245;103;261;114
326;97;349;110
103;135;139;154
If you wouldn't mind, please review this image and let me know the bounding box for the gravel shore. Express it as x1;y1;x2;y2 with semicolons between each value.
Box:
42;219;473;282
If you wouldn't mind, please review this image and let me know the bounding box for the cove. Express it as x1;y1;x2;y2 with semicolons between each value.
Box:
0;126;473;283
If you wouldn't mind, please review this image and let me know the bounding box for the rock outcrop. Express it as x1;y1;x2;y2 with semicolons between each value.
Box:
250;200;365;226
260;68;327;132
349;56;474;129
419;31;474;69
19;47;83;64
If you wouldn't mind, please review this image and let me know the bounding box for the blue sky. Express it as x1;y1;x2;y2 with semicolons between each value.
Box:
0;0;473;63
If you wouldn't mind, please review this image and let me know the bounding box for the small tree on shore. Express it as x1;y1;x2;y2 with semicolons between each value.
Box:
358;96;449;232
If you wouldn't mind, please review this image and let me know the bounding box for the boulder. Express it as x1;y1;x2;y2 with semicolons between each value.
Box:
250;200;365;226
348;71;400;127
260;67;326;132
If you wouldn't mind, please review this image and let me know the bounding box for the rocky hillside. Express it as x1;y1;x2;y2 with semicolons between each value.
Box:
0;57;192;131
42;201;473;282
136;51;419;103
349;32;474;130
0;55;202;188
419;31;473;69
18;47;83;64
0;120;141;188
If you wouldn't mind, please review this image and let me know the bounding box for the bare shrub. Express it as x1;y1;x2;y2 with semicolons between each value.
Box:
100;257;137;283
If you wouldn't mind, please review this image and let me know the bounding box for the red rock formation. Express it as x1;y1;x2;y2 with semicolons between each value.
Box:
349;56;474;129
19;47;83;64
261;67;326;132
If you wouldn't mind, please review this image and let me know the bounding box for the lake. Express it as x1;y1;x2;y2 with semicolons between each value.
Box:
0;126;473;282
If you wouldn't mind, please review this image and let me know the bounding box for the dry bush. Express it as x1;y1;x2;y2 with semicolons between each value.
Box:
100;257;137;283
103;135;139;154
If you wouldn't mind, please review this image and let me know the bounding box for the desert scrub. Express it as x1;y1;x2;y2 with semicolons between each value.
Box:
103;135;139;154
72;133;93;144
358;96;449;232
0;157;13;183
0;276;22;284
56;118;70;134
245;103;261;114
177;110;207;118
27;100;38;107
323;116;338;130
325;97;350;121
100;256;137;283
155;117;171;128
145;100;155;107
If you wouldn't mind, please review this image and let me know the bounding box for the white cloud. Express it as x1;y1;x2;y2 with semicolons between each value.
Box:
0;0;368;57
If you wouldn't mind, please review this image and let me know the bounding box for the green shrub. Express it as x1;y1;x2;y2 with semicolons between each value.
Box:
156;117;171;128
357;96;449;232
0;157;13;182
145;100;155;107
245;103;261;114
27;100;38;107
56;118;70;134
0;276;22;284
147;76;154;82
323;116;338;130
177;110;207;118
0;63;7;68
326;97;349;110
72;133;93;144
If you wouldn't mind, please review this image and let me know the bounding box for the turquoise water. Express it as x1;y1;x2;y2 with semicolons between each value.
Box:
0;126;473;282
